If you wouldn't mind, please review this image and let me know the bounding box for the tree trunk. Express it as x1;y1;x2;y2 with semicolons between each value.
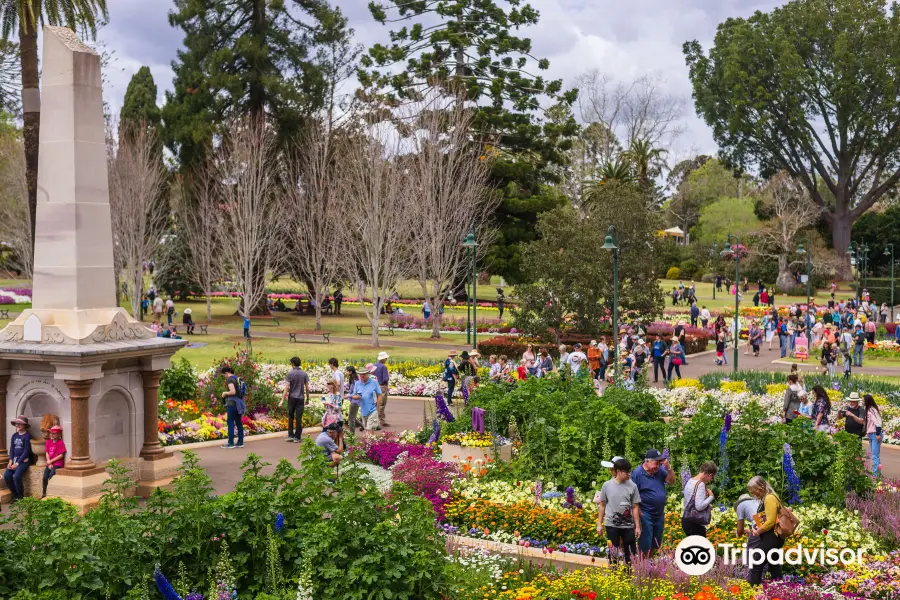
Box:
431;306;442;339
776;254;795;294
370;307;380;348
314;303;322;331
20;24;39;256
205;294;212;323
829;206;853;280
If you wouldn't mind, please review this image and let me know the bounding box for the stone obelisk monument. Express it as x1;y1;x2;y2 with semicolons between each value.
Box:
0;27;185;509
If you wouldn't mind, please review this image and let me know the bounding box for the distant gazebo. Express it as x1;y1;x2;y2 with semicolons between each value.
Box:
659;226;687;245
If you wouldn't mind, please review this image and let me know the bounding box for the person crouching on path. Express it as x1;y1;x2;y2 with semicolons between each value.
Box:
42;425;66;498
630;449;675;557
316;421;344;467
597;458;642;565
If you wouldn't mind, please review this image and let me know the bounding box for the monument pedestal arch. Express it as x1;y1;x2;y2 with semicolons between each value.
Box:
0;26;185;511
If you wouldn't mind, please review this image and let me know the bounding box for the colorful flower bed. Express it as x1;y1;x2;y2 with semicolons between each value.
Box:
388;314;516;334
0;287;31;304
157;410;297;446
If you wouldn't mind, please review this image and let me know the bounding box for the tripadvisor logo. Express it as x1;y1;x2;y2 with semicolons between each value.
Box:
675;536;865;576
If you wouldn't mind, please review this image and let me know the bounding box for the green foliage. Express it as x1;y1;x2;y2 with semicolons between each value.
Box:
680;259;699;279
853;205;900;276
160;357;198;402
120;66;161;134
603;386;663;422
692;197;760;246
154;232;202;301
513;183;665;339
684;0;900;254
666;266;681;280
0;446;447;598
163;0;350;168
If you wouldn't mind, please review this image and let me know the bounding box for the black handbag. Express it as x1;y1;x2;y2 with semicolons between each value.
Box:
683;480;711;526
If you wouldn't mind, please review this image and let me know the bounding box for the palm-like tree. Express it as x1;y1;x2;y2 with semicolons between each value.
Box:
623;138;668;185
0;0;108;252
596;157;634;185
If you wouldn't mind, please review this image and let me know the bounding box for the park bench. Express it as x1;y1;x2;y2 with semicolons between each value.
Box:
356;323;395;336
288;330;332;343
0;309;8;319
250;315;281;327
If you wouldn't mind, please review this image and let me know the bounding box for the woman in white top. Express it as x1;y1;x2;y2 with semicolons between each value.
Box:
523;344;537;375
682;461;718;538
557;344;569;371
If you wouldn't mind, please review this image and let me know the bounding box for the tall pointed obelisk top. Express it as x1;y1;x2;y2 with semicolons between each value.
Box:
0;27;153;344
32;25;115;311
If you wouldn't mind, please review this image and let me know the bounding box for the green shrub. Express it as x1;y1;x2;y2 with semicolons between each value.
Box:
680;259;699;278
159;357;198;401
666;266;681;280
603;387;662;422
701;273;717;283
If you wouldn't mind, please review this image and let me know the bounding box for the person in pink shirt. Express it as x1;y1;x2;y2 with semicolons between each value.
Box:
42;425;67;498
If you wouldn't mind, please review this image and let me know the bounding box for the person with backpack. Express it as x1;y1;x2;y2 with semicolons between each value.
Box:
783;374;803;423
3;416;32;502
280;357;310;442
443;350;460;399
220;366;245;449
853;323;866;367
747;475;796;585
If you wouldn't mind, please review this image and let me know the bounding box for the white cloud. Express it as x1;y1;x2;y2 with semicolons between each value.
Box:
89;0;784;155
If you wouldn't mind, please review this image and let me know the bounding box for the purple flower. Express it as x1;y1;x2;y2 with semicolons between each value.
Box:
724;412;732;433
435;393;455;422
680;466;692;488
275;512;284;533
534;480;543;505
154;566;182;600
427;419;441;445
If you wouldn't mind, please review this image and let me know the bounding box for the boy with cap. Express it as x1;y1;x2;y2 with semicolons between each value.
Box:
597;458;642;565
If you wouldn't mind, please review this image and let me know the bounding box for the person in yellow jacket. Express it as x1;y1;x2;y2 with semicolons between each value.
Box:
747;475;784;585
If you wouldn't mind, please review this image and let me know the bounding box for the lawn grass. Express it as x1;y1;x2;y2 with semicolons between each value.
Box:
173;333;454;367
657;279;851;312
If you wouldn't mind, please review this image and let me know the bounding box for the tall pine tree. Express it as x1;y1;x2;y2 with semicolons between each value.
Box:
162;0;349;169
360;0;577;282
120;66;161;134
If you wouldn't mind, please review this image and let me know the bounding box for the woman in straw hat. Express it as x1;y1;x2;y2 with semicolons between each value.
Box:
182;307;196;335
4;416;32;502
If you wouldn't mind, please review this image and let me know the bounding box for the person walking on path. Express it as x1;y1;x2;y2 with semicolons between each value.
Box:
345;366;361;431
352;364;383;432
853;322;866;367
597;458;642;565
3;416;32;502
651;334;669;383
444;350;459;398
746;476;786;585
153;295;164;322
374;352;391;426
631;449;675;557
865;393;883;477
166;297;175;325
280;357;310;442
682;462;717;537
219;367;244;449
329;357;345;404
668;338;684;381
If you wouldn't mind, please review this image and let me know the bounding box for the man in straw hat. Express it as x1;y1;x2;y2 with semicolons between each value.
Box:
840;392;866;438
4;416;33;502
350;364;384;432
182;307;196;335
373;351;391;426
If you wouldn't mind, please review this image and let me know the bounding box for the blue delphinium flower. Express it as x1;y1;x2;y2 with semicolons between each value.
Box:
782;443;801;504
154;566;183;600
275;512;285;533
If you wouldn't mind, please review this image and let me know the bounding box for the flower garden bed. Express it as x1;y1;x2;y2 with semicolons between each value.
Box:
0;288;31;304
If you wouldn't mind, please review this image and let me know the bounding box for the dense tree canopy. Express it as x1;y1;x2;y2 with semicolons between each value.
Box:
163;0;348;168
684;0;900;273
120;66;161;134
692;197;760;247
361;0;577;283
513;183;665;340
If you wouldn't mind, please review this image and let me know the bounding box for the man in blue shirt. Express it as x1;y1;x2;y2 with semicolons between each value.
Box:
651;335;669;384
630;448;676;556
243;315;251;339
351;364;383;432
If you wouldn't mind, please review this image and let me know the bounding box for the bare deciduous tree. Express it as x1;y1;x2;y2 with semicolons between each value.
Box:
574;69;685;156
108;123;167;319
342;127;413;347
404;98;498;338
173;169;222;323
0;131;31;278
214;115;284;318
285;123;348;331
754;172;824;292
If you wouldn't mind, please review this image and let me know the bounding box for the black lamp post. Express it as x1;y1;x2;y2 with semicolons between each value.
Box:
721;235;741;372
463;232;477;348
848;242;861;302
796;237;812;309
712;240;717;300
602;226;619;383
886;244;895;323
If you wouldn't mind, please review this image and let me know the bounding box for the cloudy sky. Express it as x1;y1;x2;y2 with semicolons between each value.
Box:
94;0;784;156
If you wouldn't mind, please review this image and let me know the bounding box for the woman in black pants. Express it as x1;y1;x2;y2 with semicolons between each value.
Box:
747;475;785;585
682;461;717;537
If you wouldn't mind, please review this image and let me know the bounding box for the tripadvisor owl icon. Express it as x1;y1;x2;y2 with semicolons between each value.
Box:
675;536;716;576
